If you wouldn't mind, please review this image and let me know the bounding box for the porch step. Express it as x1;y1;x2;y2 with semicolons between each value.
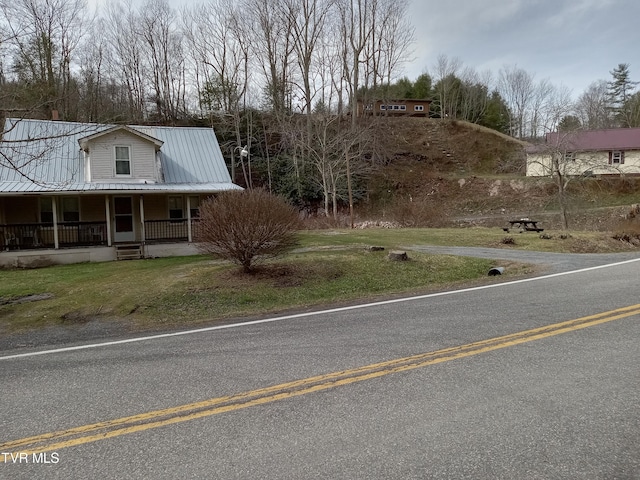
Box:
115;243;144;260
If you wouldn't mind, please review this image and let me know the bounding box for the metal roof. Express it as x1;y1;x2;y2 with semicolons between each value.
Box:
526;127;640;153
0;118;242;194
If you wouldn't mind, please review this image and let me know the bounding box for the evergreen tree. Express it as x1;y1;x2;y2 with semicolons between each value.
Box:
558;115;582;132
479;91;510;133
607;63;639;127
413;73;432;99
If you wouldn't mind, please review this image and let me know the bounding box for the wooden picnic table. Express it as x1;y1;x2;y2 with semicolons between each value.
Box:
503;219;544;233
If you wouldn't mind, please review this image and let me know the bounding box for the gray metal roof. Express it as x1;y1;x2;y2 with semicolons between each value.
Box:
0;118;242;194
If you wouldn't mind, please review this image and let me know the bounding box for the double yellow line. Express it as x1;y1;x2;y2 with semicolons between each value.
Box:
3;303;640;458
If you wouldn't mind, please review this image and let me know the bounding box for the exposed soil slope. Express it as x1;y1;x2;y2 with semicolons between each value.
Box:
368;118;640;231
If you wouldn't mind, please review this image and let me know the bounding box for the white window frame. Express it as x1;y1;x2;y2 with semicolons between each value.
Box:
115;145;132;176
611;150;623;164
414;105;424;112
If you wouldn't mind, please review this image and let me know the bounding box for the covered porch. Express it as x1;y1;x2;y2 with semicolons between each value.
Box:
0;192;204;262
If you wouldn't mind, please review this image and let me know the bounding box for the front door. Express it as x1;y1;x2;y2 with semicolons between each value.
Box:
113;196;135;243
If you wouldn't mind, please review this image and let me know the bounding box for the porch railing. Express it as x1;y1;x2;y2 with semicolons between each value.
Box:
1;219;199;250
144;219;200;243
0;222;108;250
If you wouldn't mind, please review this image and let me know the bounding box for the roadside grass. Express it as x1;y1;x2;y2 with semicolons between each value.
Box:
0;227;635;334
145;250;512;326
298;227;634;253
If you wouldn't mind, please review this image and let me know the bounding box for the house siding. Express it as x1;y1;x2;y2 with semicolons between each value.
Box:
88;131;157;181
356;99;431;117
0;118;242;265
526;150;640;176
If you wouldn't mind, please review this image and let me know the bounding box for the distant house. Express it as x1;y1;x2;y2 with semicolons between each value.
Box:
526;127;640;176
356;98;431;117
0;118;241;267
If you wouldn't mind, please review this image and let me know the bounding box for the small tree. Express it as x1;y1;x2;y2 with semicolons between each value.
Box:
196;189;301;273
607;63;639;127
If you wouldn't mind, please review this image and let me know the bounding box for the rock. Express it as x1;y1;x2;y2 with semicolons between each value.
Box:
388;251;408;261
365;246;385;252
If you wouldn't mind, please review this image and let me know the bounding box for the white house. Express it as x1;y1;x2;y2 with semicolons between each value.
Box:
526;127;640;177
0;118;242;267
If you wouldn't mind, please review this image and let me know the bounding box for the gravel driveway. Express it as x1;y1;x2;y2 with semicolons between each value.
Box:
408;245;640;273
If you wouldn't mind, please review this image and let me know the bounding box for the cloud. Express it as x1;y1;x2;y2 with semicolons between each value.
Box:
406;0;640;96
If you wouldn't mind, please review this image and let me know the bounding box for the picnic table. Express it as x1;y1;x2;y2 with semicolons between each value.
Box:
503;219;544;233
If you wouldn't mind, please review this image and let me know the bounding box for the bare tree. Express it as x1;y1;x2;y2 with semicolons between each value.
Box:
138;0;185;123
182;0;251;182
375;0;413;91
498;65;535;139
575;80;614;129
284;0;333;119
182;0;247;115
542;84;574;133
242;0;295;116
1;0;88;119
103;1;148;121
337;0;374;123
430;54;462;119
364;0;414;110
527;78;553;138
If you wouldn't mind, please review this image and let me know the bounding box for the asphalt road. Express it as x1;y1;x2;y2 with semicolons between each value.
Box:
1;250;640;479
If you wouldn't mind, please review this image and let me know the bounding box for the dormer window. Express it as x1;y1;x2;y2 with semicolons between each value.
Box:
115;146;131;175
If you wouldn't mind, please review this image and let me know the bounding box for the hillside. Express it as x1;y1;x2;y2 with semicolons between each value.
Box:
366;118;640;231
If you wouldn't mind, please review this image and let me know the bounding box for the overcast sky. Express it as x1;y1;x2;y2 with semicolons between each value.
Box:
405;0;638;96
91;0;638;98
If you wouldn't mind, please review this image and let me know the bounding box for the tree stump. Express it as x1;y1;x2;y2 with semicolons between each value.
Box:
388;250;408;261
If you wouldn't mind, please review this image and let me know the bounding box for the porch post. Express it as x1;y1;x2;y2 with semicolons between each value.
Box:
186;195;192;243
105;196;112;247
139;195;146;244
52;197;59;249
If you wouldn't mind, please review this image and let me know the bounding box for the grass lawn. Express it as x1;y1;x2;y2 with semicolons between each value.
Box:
0;227;635;335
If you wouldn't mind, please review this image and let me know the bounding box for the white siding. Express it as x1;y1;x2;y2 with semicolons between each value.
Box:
88;131;158;181
526;150;640;176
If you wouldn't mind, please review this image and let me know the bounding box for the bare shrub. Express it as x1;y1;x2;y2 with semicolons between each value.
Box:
500;236;516;245
196;189;301;273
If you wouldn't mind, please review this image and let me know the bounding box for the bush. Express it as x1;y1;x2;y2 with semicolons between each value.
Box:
196;189;301;272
